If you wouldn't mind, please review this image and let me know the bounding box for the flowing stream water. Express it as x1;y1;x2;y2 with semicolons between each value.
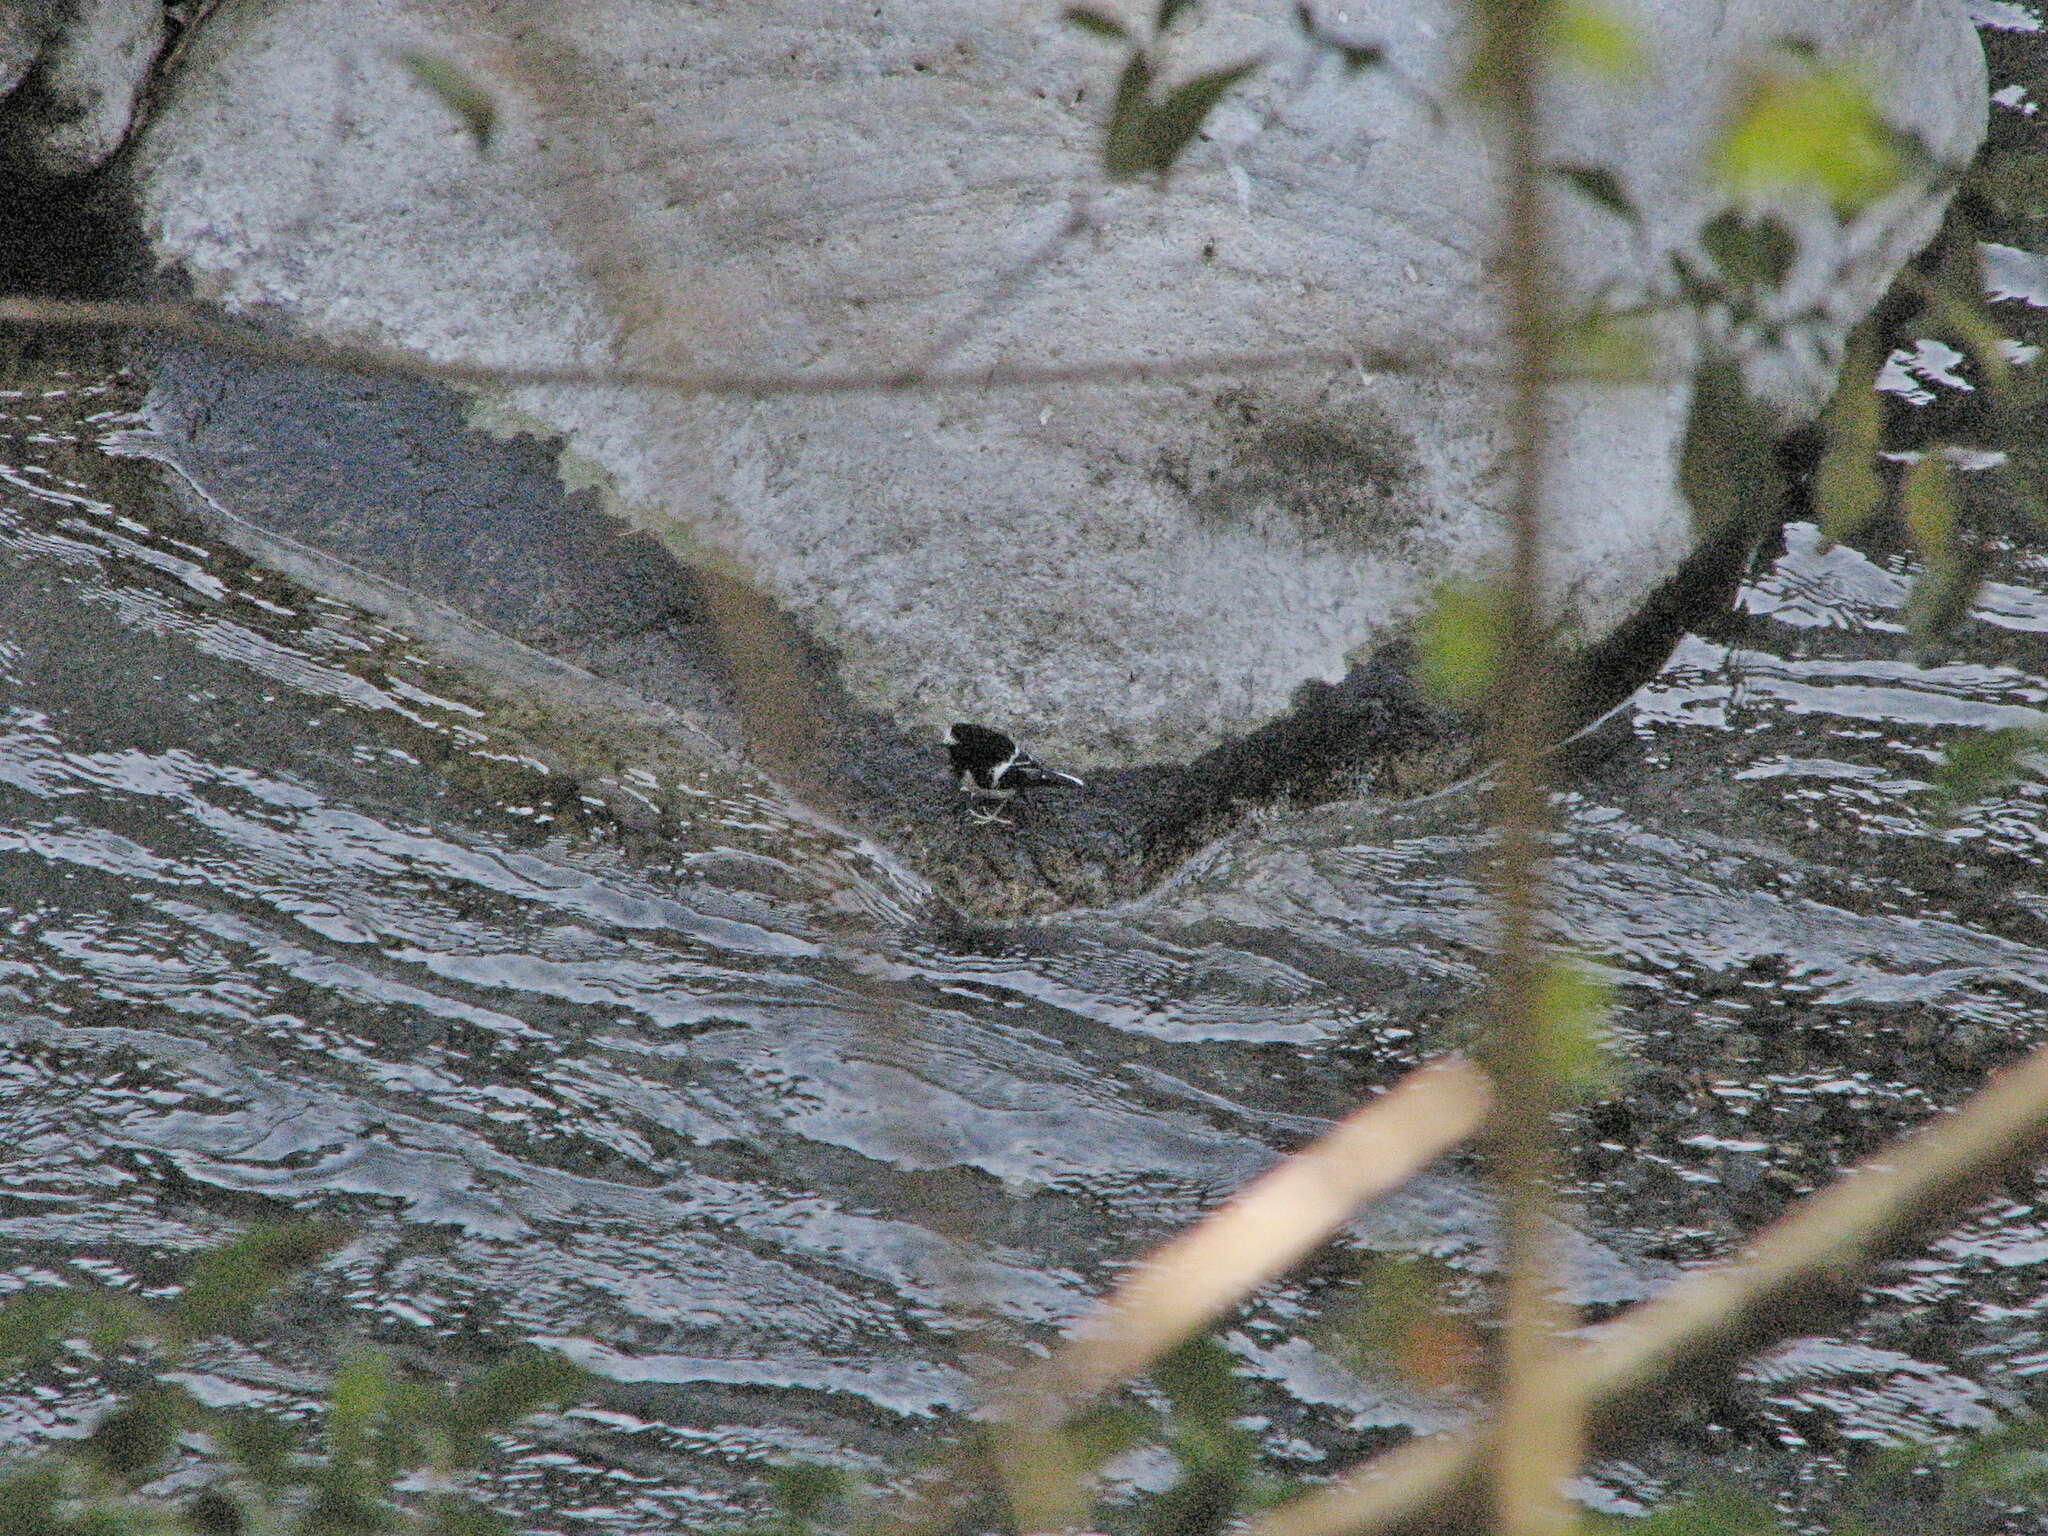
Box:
5;13;2048;1531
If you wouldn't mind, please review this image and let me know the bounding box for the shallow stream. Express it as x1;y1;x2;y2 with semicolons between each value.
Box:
5;11;2048;1531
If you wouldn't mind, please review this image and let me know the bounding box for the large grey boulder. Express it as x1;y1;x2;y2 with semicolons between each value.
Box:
126;0;1985;904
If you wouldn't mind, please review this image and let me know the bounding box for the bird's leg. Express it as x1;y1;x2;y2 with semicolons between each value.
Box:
967;805;1016;827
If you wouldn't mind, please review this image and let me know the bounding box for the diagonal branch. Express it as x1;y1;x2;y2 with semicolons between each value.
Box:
1249;1032;2048;1536
991;1055;1495;1424
880;1057;1492;1536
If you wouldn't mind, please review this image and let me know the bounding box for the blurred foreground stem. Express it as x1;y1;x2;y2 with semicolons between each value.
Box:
1480;2;1581;1533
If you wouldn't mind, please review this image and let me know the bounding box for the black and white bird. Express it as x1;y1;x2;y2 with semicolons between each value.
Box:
945;722;1085;825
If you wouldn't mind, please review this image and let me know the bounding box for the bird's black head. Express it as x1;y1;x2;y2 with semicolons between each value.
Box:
946;722;1016;774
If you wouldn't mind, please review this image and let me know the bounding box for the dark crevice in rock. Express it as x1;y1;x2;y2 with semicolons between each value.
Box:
0;155;149;299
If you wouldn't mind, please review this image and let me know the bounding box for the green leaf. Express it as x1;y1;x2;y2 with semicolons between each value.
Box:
392;49;500;153
1416;580;1507;705
1916;266;2014;394
1677;347;1786;540
1150;1337;1245;1436
1102;51;1159;179
1098;44;1259;181
1929;727;2048;812
1906;540;1989;648
1545;2;1646;79
1899;451;1957;563
304;1351;440;1533
1156;0;1199;32
85;1386;195;1483
1714;64;1906;214
0;1470;65;1536
1968;150;2048;219
1531;954;1622;1096
1813;325;1886;543
324;1350;401;1471
1700;210;1798;292
1131;58;1261;179
1063;5;1130;42
1148;58;1259;167
1552;164;1638;224
442;1347;592;1445
170;1222;345;1342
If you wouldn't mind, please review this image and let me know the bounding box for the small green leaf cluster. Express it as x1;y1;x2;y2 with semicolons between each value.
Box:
1715;60;1917;216
1592;1408;2048;1536
1063;0;1262;181
1590;32;2048;835
719;1337;1293;1536
1468;0;1646;98
1534;37;1961;583
1638;47;1930;344
1795;105;2048;812
1063;0;1390;185
1807;245;2018;664
0;1226;592;1536
1929;725;2048;820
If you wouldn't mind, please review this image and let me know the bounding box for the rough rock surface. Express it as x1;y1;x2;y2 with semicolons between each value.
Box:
119;1;1989;912
130;0;1985;771
0;0;162;175
0;6;42;102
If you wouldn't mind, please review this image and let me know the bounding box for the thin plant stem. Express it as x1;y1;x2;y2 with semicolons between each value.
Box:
1478;3;1581;1534
0;295;1670;398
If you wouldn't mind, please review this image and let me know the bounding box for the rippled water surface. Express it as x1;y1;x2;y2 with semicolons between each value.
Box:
10;25;2048;1520
2;352;2046;1527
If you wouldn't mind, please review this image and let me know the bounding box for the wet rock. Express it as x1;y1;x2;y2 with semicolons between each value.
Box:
124;0;1985;905
0;0;163;175
0;6;42;101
